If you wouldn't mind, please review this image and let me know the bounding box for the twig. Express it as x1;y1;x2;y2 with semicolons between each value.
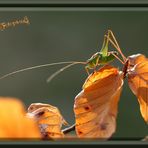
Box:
62;124;75;134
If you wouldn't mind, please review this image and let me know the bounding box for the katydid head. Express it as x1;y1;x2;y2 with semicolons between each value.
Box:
107;51;119;61
110;51;118;56
106;51;119;62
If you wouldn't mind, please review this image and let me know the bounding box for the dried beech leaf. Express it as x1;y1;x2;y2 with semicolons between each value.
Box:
127;54;147;68
128;54;148;123
27;103;68;139
28;103;68;125
0;97;41;138
74;65;123;139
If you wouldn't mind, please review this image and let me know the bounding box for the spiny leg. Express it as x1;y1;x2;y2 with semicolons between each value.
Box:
103;35;125;64
108;30;121;50
107;30;127;62
105;34;126;64
104;34;120;55
100;33;109;57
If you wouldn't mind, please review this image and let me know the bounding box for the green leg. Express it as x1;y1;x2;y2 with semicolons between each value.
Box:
85;66;90;76
100;34;109;57
93;55;100;72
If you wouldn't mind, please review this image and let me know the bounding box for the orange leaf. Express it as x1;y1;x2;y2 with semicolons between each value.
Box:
128;54;147;68
128;54;148;123
27;103;68;139
74;65;123;139
0;97;41;138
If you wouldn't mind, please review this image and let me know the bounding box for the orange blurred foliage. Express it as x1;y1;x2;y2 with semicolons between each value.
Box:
0;97;41;138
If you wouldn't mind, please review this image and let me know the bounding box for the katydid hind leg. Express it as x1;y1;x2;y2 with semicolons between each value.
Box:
100;33;109;57
107;30;127;62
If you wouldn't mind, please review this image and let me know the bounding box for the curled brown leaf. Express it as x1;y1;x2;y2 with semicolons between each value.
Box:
27;103;68;139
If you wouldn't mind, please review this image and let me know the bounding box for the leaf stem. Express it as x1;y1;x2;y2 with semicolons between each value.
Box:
62;124;75;134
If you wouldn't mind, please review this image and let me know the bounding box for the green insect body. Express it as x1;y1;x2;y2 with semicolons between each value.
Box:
99;52;117;64
85;31;118;74
85;51;118;72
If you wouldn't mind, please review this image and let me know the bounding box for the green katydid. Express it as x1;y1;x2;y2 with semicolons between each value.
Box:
0;30;126;83
84;30;126;75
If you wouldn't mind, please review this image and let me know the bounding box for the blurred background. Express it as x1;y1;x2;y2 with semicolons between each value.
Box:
0;8;147;140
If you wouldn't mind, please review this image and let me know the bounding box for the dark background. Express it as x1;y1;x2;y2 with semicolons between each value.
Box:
0;7;147;139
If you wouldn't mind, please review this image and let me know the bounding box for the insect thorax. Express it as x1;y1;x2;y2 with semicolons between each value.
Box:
99;52;116;65
86;51;117;69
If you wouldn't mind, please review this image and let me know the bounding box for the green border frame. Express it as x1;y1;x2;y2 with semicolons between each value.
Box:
0;0;147;145
0;0;148;4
